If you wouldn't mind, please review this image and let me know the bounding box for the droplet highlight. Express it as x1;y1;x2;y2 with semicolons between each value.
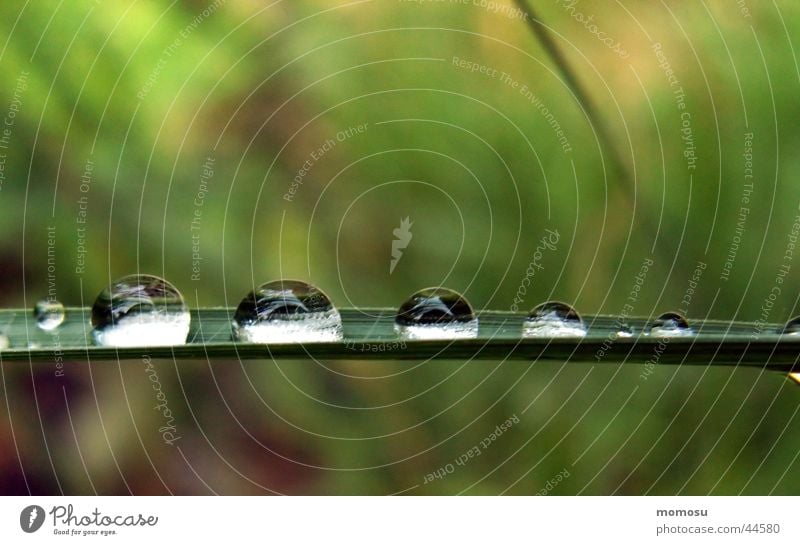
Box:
523;301;586;338
232;280;342;343
34;299;65;332
648;312;692;337
395;287;478;340
91;275;190;347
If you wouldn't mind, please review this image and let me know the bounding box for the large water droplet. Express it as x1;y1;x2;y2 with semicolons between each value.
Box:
34;299;65;332
91;275;190;347
232;280;342;343
648;312;692;337
395;287;478;340
780;316;800;335
523;301;586;338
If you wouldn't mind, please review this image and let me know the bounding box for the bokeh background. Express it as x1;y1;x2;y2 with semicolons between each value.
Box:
1;0;799;495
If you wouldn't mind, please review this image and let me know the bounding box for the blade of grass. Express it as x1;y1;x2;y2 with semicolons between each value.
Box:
0;308;796;375
512;0;662;245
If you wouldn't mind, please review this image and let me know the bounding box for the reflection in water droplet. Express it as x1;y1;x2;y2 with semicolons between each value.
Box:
523;301;586;338
781;316;800;335
615;322;634;338
395;287;478;340
0;335;8;350
91;275;190;347
232;280;342;343
34;299;65;332
648;312;692;337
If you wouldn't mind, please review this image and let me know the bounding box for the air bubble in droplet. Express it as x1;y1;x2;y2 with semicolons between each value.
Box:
523;301;586;338
232;280;342;343
395;287;478;340
780;316;800;335
34;299;65;332
648;312;692;337
91;275;190;347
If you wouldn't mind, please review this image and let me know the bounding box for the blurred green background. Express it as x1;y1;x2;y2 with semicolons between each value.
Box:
1;0;799;494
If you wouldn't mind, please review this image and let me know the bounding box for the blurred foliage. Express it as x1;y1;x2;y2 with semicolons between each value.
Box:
0;0;799;494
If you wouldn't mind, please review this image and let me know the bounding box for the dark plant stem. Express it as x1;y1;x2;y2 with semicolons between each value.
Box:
512;0;661;247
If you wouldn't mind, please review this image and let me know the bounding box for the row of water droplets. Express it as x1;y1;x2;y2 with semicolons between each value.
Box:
7;273;800;349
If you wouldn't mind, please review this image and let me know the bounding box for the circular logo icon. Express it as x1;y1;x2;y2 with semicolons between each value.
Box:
20;505;45;533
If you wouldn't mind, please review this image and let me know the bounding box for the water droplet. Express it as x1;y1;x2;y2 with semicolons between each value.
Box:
522;301;586;338
91;275;190;347
395;287;478;340
780;316;800;335
615;323;634;338
648;312;692;337
34;299;65;332
232;280;342;343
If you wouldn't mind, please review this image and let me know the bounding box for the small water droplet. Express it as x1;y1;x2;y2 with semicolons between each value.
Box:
615;323;634;338
648;312;692;337
91;274;190;347
395;287;478;340
780;316;800;335
232;280;342;343
34;299;65;331
523;301;586;338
